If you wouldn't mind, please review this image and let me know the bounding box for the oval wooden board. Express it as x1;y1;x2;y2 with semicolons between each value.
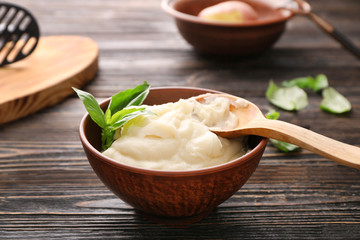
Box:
0;35;98;125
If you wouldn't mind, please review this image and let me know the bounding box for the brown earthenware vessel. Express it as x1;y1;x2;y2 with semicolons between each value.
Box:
161;0;294;56
79;87;267;224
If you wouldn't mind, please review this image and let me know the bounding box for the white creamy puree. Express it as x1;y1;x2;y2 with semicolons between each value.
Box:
103;94;248;170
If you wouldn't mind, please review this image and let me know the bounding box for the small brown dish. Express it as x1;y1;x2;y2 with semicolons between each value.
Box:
79;87;267;224
161;0;293;56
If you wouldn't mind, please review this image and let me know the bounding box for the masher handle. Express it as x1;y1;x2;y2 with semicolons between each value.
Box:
309;12;360;59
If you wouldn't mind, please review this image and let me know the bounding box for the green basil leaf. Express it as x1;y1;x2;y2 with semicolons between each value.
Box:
108;81;150;113
73;88;106;128
265;109;280;120
281;74;328;92
281;76;315;89
101;127;115;152
269;139;301;153
110;107;145;126
266;80;308;111
265;110;301;152
320;87;352;114
110;109;154;130
105;108;112;125
312;74;329;92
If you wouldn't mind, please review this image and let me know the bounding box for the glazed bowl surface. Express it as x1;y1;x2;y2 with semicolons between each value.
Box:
79;87;267;223
162;0;294;56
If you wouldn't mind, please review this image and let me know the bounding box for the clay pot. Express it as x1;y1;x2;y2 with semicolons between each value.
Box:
161;0;293;56
79;87;267;224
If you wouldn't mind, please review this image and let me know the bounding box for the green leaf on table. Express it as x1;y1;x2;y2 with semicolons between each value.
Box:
320;87;352;114
265;109;280;120
281;74;328;92
312;74;329;92
269;139;301;153
73;88;106;128
281;76;315;89
265;110;301;153
266;80;308;111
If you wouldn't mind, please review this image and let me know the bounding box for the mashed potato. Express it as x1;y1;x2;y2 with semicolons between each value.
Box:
103;94;248;170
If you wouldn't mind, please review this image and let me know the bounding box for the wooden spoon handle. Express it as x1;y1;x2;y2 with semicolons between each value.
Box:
243;119;360;169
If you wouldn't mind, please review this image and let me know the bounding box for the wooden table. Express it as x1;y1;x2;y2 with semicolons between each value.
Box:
1;0;359;238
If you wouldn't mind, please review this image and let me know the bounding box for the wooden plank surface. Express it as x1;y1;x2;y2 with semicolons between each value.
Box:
1;0;360;239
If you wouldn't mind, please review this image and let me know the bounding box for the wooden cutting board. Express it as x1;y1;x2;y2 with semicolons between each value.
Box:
0;35;98;125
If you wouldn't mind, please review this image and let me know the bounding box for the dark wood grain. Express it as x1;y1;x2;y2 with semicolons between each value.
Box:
1;0;359;239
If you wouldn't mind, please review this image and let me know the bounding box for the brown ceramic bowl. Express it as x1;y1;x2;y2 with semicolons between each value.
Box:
161;0;294;56
79;87;267;224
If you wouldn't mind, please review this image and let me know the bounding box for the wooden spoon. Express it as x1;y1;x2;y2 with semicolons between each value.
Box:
195;93;360;170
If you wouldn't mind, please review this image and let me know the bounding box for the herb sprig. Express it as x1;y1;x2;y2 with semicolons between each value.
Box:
74;82;152;151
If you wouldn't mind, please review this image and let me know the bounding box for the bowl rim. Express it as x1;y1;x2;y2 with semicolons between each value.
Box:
161;0;294;27
79;86;268;177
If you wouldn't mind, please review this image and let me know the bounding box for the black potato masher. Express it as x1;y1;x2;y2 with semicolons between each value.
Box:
0;2;40;66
